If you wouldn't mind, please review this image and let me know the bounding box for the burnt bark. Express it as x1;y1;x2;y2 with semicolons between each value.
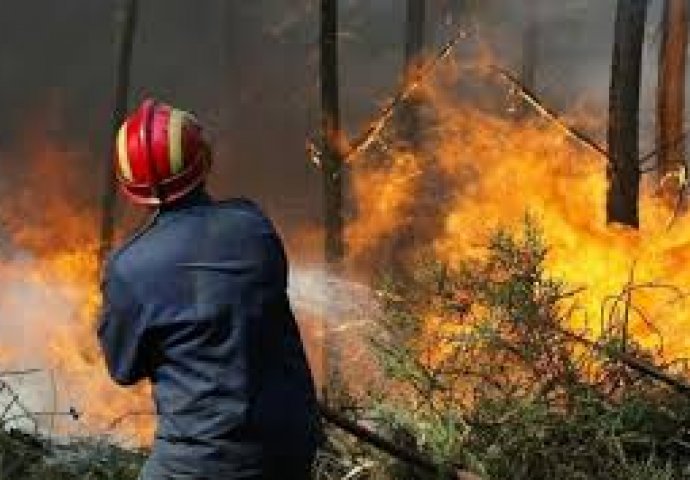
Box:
404;0;426;77
401;0;426;148
384;0;430;276
320;0;344;269
99;0;139;270
320;0;345;401
657;0;688;191
607;0;649;228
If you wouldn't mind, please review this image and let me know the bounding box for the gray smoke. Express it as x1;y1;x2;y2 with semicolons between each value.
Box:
0;0;658;247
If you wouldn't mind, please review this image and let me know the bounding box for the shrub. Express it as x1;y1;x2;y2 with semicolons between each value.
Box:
329;217;690;479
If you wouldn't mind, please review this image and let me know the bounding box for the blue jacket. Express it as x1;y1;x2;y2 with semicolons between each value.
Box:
98;191;322;478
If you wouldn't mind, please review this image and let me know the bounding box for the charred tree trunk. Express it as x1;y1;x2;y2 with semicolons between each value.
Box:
519;0;539;117
320;0;344;269
99;0;139;270
404;0;426;76
607;0;649;228
401;0;426;148
320;0;344;401
657;0;688;194
386;0;428;275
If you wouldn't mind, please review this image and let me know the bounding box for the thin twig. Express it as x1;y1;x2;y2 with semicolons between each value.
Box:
3;411;79;424
621;265;635;350
49;369;57;435
0;369;42;378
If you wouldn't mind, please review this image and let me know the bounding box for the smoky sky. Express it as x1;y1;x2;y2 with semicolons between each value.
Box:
0;0;677;256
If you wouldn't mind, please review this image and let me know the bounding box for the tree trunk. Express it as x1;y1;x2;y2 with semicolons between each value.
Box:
607;0;649;228
401;0;426;148
657;0;688;194
321;0;344;269
99;0;139;271
384;0;428;275
404;0;426;77
320;0;345;401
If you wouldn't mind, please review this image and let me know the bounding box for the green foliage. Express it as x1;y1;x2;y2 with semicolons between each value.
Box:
0;429;144;480
333;217;690;479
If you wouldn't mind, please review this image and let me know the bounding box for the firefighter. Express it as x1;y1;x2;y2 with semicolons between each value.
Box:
98;99;322;479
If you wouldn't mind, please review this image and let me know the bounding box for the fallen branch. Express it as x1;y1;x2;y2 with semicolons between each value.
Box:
319;402;478;479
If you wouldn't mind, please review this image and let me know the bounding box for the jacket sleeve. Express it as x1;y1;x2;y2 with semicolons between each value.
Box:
254;230;325;450
97;264;148;386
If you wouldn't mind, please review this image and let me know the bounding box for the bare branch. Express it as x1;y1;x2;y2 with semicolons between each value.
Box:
491;66;609;159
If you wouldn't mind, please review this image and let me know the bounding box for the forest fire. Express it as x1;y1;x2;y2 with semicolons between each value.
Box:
6;0;690;477
1;65;690;460
348;71;690;364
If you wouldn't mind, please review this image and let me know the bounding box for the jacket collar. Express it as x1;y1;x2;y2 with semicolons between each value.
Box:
160;187;214;212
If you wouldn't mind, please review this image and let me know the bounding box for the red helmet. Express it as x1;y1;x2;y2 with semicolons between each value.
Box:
115;99;211;206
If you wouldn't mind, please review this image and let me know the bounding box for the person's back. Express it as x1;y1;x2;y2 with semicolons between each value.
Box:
98;100;321;479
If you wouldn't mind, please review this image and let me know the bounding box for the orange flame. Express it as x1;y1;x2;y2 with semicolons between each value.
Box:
347;67;690;363
0;134;153;444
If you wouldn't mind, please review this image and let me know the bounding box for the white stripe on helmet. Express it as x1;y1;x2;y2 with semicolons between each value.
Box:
117;122;134;181
168;108;189;175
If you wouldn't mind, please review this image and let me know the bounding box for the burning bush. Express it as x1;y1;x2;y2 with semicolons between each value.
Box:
323;218;690;479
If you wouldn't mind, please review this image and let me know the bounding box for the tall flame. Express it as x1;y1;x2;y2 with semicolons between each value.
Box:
0;134;153;444
347;67;690;362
